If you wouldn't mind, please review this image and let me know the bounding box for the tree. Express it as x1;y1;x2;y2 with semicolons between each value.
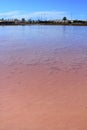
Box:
21;18;26;23
62;17;67;23
28;19;32;24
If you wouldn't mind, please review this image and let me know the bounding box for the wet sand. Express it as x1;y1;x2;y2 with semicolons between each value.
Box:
0;26;87;130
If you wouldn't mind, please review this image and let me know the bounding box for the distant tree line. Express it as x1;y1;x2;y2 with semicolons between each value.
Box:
0;17;87;25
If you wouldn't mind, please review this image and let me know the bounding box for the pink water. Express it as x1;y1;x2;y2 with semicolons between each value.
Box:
0;25;87;130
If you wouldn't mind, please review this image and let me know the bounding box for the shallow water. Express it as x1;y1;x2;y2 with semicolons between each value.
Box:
0;25;87;130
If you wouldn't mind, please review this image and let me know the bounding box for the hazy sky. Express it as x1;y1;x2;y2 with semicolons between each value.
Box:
0;0;87;20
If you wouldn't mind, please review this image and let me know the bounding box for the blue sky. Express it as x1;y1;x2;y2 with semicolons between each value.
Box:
0;0;87;20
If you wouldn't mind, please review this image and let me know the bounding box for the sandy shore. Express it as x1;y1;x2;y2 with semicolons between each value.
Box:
0;43;87;130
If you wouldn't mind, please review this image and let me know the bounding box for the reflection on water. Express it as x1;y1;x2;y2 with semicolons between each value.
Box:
0;25;87;130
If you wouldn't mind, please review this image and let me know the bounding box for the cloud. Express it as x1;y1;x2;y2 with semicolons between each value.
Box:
0;11;20;19
28;11;68;20
0;10;69;20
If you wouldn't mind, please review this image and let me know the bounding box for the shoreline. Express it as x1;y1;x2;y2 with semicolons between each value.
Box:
0;23;87;26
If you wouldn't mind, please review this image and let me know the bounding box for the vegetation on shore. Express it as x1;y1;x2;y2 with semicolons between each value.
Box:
0;17;87;26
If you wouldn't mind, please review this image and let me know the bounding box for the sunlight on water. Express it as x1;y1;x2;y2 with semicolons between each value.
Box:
0;25;87;130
